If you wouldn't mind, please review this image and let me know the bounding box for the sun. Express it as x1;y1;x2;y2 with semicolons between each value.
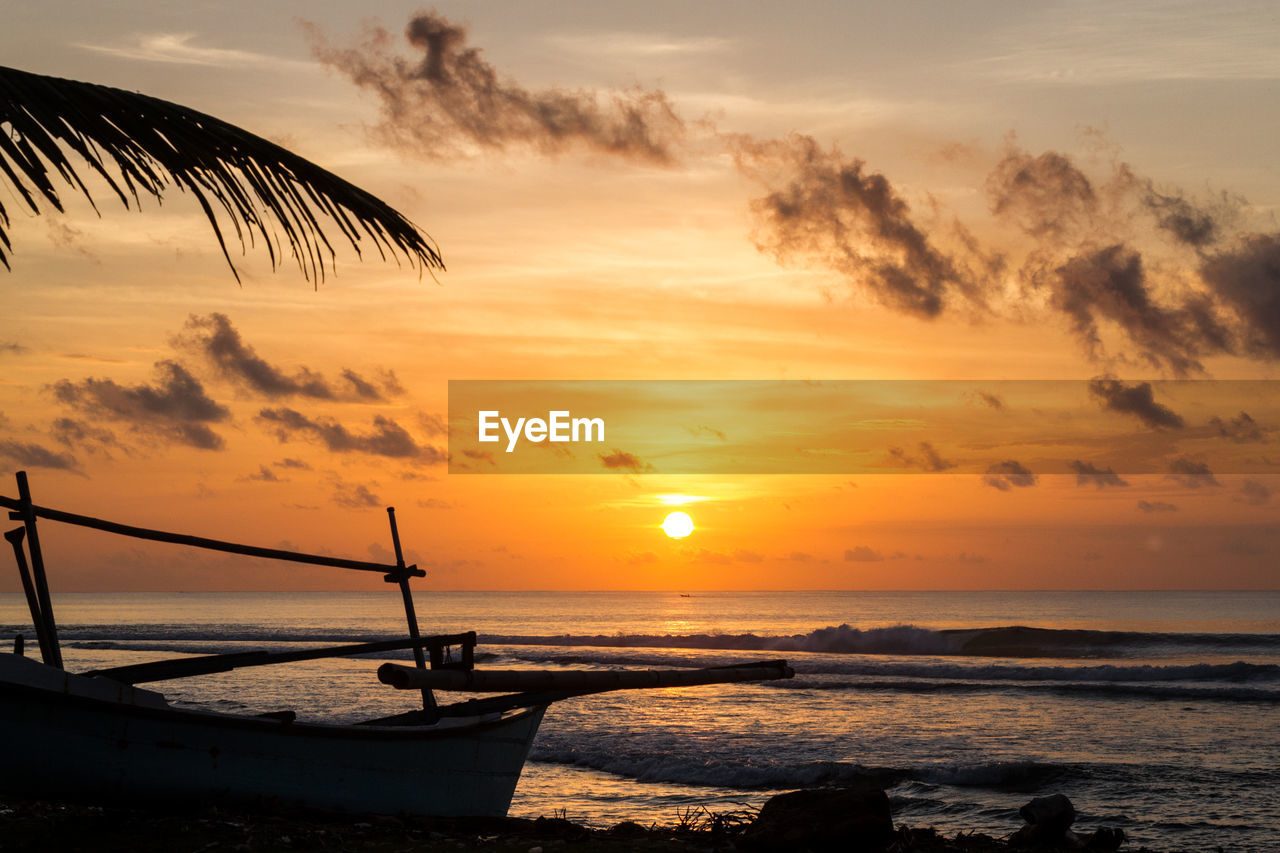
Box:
661;511;695;539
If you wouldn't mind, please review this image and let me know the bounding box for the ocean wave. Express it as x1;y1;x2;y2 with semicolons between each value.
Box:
487;624;1280;659
530;748;1074;792
766;678;1280;703
27;621;1280;661
502;649;1280;683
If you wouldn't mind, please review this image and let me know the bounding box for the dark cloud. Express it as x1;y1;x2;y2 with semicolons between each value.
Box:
460;447;495;466
1;342;29;355
1068;460;1129;488
1199;234;1280;360
275;457;312;470
340;369;383;401
176;314;391;402
1055;245;1231;374
599;449;652;472
844;546;884;562
50;417;123;456
306;12;685;164
888;441;955;472
735;133;984;319
417;412;448;437
1143;185;1235;248
986;149;1097;242
378;369;406;397
416;497;452;510
982;459;1037;491
1210;411;1266;443
970;391;1005;411
240;465;282;483
334;483;381;509
1137;500;1178;513
0;440;79;471
50;360;229;450
1238;480;1272;506
1088;378;1185;430
258;408;444;462
1167;457;1220;489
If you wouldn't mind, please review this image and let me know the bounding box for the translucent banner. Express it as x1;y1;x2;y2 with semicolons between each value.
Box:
447;380;1278;476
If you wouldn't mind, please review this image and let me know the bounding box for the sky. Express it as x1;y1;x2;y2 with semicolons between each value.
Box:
1;0;1278;590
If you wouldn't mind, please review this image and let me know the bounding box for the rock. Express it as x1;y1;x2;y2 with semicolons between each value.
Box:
1009;793;1077;846
1085;826;1126;851
609;820;648;838
740;786;893;852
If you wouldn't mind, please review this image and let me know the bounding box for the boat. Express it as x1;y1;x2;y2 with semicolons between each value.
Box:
0;471;792;817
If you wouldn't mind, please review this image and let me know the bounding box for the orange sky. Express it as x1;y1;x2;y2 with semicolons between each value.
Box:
1;2;1277;590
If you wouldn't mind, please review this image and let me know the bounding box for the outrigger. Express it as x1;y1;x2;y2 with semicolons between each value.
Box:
0;471;792;816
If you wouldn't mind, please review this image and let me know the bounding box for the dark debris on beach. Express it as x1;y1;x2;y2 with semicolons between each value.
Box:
0;793;1167;853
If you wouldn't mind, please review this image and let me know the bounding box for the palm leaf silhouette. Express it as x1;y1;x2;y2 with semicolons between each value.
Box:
0;65;443;282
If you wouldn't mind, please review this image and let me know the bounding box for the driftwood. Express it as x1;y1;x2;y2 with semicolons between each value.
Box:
378;660;794;693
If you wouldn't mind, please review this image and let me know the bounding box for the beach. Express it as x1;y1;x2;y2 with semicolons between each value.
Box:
3;589;1276;851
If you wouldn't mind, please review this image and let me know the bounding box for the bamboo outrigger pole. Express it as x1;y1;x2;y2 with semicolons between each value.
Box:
385;506;436;715
6;472;62;668
378;660;796;693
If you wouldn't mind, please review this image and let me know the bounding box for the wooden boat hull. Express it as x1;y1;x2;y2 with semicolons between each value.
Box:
0;656;545;817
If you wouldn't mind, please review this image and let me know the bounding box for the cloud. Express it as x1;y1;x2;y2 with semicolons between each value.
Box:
735;133;985;319
599;449;653;472
50;417;124;457
1199;234;1280;359
888;441;955;472
844;546;884;562
257;408;444;462
1167;457;1220;488
79;32;314;71
239;465;282;483
275;457;312;470
1088;378;1185;430
415;497;453;510
986;148;1098;242
305;11;685;163
685;424;727;440
0;440;79;472
1238;480;1272;506
50;360;229;450
1053;245;1230;375
334;483;381;509
461;448;495;466
175;314;390;402
1143;185;1236;248
1137;500;1178;513
1;342;28;356
417;412;448;437
982;459;1037;491
1068;460;1129;488
968;391;1006;411
1210;411;1266;443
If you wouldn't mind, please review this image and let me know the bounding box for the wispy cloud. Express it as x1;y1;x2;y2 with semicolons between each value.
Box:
79;32;314;72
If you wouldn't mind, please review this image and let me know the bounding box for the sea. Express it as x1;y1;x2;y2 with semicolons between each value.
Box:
3;589;1278;851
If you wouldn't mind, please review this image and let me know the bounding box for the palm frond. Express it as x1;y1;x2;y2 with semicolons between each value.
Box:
0;65;444;282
